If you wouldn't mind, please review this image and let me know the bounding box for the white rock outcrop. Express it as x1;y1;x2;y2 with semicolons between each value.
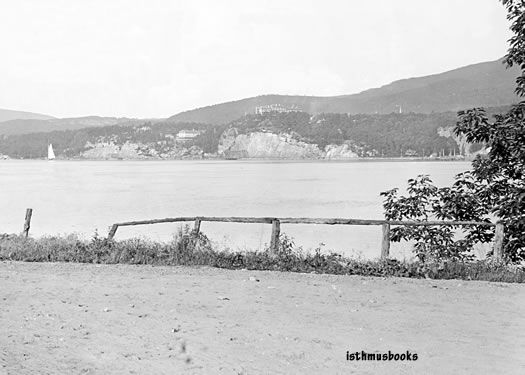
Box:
324;143;359;159
219;130;323;159
219;128;366;159
81;141;203;159
437;127;467;154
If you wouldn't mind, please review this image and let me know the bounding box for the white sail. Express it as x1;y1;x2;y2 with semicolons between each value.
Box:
48;144;56;160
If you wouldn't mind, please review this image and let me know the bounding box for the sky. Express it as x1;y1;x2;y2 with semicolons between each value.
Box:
0;0;512;118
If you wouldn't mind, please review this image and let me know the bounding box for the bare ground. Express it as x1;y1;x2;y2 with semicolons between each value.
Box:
0;261;524;375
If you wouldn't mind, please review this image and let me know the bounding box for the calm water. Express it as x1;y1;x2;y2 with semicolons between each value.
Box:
0;160;473;259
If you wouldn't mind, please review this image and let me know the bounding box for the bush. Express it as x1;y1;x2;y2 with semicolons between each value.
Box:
381;175;494;262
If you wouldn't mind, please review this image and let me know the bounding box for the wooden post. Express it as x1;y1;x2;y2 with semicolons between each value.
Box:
22;208;33;238
108;224;119;240
270;219;280;254
192;218;201;236
381;223;390;259
493;222;504;261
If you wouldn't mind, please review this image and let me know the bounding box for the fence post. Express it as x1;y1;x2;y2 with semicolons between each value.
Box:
381;223;390;259
493;222;504;261
192;218;201;236
108;224;119;240
270;219;280;254
22;208;33;238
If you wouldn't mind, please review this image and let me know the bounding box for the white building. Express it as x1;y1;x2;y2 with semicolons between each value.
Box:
255;104;301;114
176;129;201;141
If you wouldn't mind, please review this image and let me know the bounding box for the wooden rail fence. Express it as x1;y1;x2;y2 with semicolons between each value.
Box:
106;215;505;260
14;209;505;260
22;208;33;238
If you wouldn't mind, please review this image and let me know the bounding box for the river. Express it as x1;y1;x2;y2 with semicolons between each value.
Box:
0;160;476;259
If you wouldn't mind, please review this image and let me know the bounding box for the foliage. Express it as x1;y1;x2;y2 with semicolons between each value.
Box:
1;231;524;282
191;125;228;153
452;104;525;261
381;175;494;262
502;0;525;97
451;0;525;261
382;0;525;262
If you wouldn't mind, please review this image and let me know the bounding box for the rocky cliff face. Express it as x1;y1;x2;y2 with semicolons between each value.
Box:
82;142;141;159
437;127;487;156
79;129;366;160
437;127;469;155
324;143;359;159
218;129;361;159
81;141;203;159
219;129;323;159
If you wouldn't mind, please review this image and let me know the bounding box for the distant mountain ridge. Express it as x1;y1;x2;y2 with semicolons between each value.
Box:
0;116;162;135
0;108;54;122
168;58;520;124
1;57;519;135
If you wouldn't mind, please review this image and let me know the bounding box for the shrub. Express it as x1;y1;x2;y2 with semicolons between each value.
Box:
381;175;494;262
1;231;524;283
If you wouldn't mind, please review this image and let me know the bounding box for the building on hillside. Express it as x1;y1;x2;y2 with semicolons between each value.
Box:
176;129;201;141
254;104;301;114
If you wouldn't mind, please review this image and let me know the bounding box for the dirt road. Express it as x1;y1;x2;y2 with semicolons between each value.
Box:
0;262;523;374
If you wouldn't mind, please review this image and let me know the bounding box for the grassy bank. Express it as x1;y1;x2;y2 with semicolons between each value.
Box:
1;229;523;283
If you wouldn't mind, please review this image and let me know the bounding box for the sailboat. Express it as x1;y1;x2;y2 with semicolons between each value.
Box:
47;144;56;160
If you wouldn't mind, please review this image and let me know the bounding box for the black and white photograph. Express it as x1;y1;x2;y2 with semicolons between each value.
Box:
0;0;524;373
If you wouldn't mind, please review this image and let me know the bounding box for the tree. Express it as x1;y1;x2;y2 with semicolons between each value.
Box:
382;0;525;262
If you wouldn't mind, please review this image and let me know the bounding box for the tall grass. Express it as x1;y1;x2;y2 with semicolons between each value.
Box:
0;228;523;283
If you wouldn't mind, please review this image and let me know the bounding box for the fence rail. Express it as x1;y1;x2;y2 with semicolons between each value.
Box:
13;209;504;260
106;215;504;260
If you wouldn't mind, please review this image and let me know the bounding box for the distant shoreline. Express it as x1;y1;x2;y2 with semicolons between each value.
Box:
0;156;471;163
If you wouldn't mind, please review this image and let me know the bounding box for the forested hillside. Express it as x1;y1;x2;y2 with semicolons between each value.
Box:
169;59;520;124
0;121;213;158
1;108;506;159
224;111;460;156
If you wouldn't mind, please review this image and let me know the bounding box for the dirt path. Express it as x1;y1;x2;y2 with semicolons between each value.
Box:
0;262;524;374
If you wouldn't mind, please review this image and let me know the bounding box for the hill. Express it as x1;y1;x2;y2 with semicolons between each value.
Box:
0;120;212;158
0;116;160;135
168;58;520;124
0;108;54;122
1;109;505;159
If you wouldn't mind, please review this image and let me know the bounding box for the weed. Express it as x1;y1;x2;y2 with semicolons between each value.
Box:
0;229;523;283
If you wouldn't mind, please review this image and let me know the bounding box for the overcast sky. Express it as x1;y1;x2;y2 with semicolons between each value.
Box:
0;0;512;118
